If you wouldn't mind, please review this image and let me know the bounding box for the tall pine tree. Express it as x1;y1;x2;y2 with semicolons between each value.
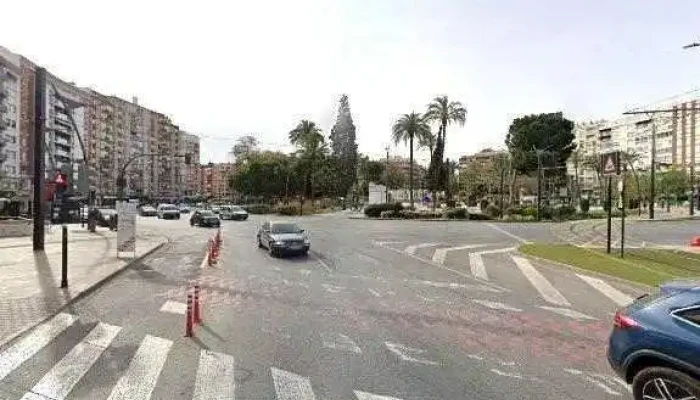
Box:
329;94;358;196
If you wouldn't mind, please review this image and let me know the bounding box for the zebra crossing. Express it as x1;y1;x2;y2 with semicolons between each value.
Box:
0;313;407;400
374;240;641;317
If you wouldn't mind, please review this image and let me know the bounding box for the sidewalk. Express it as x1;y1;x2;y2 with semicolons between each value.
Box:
0;225;168;346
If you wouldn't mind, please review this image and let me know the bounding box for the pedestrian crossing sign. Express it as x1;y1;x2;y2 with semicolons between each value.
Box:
601;152;621;176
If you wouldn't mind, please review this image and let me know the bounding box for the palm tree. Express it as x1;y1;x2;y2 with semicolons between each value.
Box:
419;129;437;165
425;95;467;161
392;112;431;208
289;120;327;204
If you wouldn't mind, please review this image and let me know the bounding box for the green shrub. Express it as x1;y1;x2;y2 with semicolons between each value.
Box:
276;204;299;216
540;206;553;220
446;200;456;208
505;206;521;216
553;205;576;220
521;207;538;217
445;208;467;219
580;198;590;214
364;202;403;218
468;212;492;220
243;204;272;214
484;204;501;218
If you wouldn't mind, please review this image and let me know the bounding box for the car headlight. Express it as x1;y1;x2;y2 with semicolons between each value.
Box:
274;241;285;246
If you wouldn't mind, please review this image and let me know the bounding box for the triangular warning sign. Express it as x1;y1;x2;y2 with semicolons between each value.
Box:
55;175;65;185
604;156;615;173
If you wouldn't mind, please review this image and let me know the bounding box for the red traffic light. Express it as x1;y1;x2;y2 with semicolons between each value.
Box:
54;172;68;187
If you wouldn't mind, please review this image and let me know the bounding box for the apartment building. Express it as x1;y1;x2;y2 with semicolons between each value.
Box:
568;95;700;192
202;163;234;201
181;132;201;196
0;44;200;202
458;148;507;171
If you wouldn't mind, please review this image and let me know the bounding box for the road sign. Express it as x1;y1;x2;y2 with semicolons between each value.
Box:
601;152;621;176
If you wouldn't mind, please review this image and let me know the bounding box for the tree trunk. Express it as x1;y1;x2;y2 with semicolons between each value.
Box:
508;170;518;206
409;135;414;209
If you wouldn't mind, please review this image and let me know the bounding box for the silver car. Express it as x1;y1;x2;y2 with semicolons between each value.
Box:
257;221;310;257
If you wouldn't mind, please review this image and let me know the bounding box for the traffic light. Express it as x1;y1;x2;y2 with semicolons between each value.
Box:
55;172;69;194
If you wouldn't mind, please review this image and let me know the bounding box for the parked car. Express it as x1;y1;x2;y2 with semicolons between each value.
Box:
220;205;248;221
179;205;191;214
157;204;180;219
211;206;221;214
96;208;117;228
190;210;221;227
607;279;700;400
256;220;309;257
139;205;157;217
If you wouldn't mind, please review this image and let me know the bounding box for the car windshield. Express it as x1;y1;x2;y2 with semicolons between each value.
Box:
162;205;178;211
232;206;244;212
271;223;301;234
200;211;215;216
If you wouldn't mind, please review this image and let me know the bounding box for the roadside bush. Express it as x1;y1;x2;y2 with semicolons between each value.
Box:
580;198;590;214
243;204;272;214
380;210;401;218
276;204;299;216
446;200;456;208
521;207;538;218
468;212;492;220
484;204;501;218
445;208;467;220
364;202;403;218
540;206;553;220
505;206;521;216
553;205;576;220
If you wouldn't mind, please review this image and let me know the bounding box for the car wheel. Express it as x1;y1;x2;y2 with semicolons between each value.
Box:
257;236;264;248
632;367;700;400
268;244;276;257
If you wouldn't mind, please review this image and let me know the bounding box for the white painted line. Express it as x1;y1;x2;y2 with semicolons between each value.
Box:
512;256;571;306
385;342;438;366
271;367;317;400
199;250;209;269
310;252;332;273
581;375;621;396
24;323;121;400
106;335;173;400
469;253;487;280
472;300;523;312
0;313;77;380
159;301;187;315
321;333;362;354
354;390;404;400
490;368;524;380
577;274;634;306
404;242;440;255
432;244;488;264
486;223;530;243
539;306;597;321
368;289;381;298
404;279;503;293
322;284;344;293
192;350;236;400
591;373;632;393
467;354;484;361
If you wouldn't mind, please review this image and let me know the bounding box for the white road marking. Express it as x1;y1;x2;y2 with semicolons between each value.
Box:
321;333;362;354
470;247;518;280
540;306;597;321
567;370;623;396
374;241;404;246
310;252;332;273
472;300;523;312
490;368;524;379
0;313;77;380
199;250;210;269
469;253;487;280
159;301;187;315
404;279;504;293
192;350;236;400
368;289;381;298
354;391;404;400
467;354;484;361
322;284;344;293
590;373;632;393
106;335;173;400
271;367;317;400
23;323;121;400
404;242;440;255
512;256;571;306
577;274;634;306
385;342;438;366
486;223;530;243
432;244;488;264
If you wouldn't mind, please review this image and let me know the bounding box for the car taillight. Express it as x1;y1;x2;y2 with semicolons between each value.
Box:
613;310;640;329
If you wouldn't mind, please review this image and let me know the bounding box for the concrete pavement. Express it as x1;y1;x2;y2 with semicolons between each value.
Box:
0;215;643;399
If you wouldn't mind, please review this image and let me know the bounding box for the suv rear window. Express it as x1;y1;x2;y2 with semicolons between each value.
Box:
676;308;700;325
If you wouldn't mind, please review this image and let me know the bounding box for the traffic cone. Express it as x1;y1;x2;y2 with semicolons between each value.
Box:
185;291;193;337
194;284;201;324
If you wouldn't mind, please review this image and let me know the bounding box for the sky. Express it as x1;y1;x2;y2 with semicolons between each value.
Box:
3;0;700;165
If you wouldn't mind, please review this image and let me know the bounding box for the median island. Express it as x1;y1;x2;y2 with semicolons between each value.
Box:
519;243;700;287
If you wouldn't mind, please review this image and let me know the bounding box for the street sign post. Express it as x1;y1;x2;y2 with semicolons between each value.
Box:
601;152;621;255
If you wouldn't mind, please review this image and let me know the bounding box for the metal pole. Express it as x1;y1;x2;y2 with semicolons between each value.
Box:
621;170;626;258
690;102;696;216
607;176;612;254
385;146;390;203
649;122;656;219
536;151;542;221
499;166;505;218
33;68;47;251
61;224;68;288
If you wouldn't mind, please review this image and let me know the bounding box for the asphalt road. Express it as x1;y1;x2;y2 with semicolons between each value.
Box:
0;213;653;399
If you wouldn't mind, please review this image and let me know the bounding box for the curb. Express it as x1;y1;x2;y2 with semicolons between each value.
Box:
0;237;169;349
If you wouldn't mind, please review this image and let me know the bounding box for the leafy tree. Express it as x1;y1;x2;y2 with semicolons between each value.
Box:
289;120;328;202
385;163;406;189
505;112;575;176
231;135;259;162
392;112;430;208
658;168;688;202
425;96;467;198
329;95;358;196
360;157;385;184
230;151;295;199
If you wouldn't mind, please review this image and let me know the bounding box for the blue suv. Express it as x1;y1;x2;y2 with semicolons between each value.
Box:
608;280;700;400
